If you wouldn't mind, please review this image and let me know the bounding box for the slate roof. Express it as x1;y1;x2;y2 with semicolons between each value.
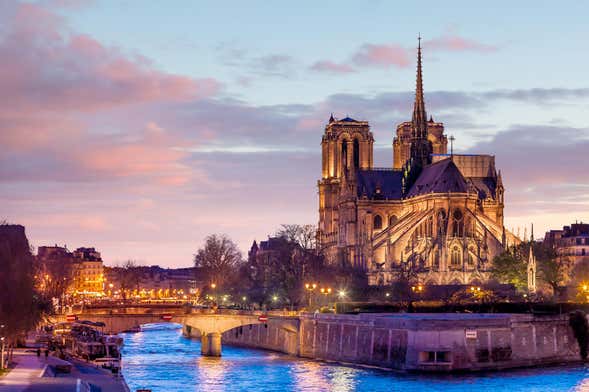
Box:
356;169;404;200
406;158;468;198
468;177;497;200
339;117;358;122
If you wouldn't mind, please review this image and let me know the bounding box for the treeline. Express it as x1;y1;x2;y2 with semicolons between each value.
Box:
193;224;367;308
491;240;585;299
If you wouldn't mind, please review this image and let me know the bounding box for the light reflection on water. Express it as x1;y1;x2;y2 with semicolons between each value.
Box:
121;323;589;392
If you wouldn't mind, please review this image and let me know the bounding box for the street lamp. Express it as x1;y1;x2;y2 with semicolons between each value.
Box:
337;290;347;300
305;283;317;308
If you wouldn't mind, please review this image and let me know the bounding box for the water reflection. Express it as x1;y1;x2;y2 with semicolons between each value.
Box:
121;325;589;392
195;357;232;392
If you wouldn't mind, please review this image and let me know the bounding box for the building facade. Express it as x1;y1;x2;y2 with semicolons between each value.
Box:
544;222;589;284
72;247;104;294
317;40;519;286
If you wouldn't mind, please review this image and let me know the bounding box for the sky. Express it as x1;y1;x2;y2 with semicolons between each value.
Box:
1;0;588;267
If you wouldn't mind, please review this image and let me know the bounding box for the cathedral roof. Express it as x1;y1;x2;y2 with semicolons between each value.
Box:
339;116;358;122
356;169;403;200
468;177;497;200
406;158;468;197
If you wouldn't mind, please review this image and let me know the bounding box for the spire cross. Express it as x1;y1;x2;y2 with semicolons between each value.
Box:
449;135;455;156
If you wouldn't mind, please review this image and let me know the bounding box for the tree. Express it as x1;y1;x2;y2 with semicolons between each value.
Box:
194;234;242;289
490;251;527;292
113;260;142;300
0;225;49;354
39;259;75;303
524;241;564;298
275;224;317;251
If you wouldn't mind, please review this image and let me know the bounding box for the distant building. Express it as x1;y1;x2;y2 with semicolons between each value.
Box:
104;265;200;298
36;245;104;296
544;222;589;283
72;247;104;294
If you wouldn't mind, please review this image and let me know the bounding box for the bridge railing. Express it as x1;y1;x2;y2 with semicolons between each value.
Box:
186;308;299;317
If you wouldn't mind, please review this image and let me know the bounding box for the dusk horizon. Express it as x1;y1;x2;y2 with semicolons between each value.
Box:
2;0;588;268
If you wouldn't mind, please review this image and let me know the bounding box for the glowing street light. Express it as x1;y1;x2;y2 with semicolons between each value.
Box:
337;290;347;299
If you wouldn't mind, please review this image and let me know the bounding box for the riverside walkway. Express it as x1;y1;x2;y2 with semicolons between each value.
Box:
0;349;128;392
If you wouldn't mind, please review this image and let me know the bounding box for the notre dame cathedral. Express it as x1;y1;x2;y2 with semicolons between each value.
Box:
317;39;519;286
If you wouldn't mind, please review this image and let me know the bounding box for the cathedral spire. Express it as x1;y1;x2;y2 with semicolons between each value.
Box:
412;34;427;140
409;35;432;169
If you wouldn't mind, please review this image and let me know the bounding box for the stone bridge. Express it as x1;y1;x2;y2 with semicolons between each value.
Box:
51;307;299;357
182;312;299;356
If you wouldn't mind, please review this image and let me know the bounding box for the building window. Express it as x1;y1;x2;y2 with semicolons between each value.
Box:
389;215;398;227
451;246;461;268
373;215;383;230
341;140;348;170
452;209;464;237
467;249;475;266
353;139;360;168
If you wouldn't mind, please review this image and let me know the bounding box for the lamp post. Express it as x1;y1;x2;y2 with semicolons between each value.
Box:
0;324;4;370
320;287;332;307
305;283;317;309
0;337;4;370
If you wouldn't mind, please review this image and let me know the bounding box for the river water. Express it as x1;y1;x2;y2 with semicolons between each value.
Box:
121;323;589;392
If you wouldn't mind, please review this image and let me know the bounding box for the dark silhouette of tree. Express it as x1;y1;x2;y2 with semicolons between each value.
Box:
194;234;242;290
112;260;142;299
0;224;49;352
275;224;317;251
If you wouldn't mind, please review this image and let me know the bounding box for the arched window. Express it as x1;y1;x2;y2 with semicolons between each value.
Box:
373;215;383;230
389;215;398;227
467;248;475;266
451;246;461;268
452;209;464;237
353;139;360;168
341;140;348;170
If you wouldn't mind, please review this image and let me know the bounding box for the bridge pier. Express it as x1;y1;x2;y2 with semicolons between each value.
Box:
201;332;222;357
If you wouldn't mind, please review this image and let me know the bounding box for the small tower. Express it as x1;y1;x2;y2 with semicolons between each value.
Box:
527;224;537;293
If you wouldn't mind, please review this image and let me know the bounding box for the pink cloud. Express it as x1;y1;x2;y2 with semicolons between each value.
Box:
0;3;220;115
425;34;498;52
310;61;355;74
352;43;411;68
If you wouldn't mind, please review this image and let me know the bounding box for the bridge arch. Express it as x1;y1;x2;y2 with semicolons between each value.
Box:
182;314;299;356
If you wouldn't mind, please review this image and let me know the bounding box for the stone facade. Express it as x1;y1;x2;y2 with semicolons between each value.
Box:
317;40;519;286
544;222;589;284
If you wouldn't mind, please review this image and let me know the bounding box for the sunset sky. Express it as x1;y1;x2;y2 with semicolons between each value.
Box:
2;1;588;267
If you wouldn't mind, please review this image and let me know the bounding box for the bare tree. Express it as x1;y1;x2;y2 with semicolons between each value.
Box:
275;224;317;251
113;260;142;299
194;234;242;289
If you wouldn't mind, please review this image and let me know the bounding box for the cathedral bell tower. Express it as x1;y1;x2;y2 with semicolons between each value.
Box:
318;115;374;264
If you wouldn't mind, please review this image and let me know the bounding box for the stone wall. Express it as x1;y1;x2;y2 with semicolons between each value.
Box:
218;313;581;372
221;323;299;356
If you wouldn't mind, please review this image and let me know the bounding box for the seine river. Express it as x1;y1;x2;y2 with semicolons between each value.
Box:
121;324;589;392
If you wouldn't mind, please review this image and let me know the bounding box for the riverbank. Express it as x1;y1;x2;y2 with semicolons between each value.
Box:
219;312;580;372
0;348;129;392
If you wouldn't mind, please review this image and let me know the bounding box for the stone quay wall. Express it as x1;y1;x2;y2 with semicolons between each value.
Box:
220;313;582;372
